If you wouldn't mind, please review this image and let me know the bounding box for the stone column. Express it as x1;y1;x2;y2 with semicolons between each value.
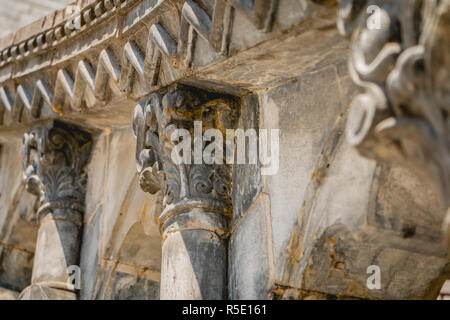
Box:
133;86;239;299
19;121;92;300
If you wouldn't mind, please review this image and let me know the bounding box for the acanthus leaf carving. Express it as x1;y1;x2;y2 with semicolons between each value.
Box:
22;121;92;223
133;85;240;232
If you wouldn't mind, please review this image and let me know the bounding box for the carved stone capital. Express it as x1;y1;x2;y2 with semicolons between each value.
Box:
133;85;239;237
22;121;92;224
338;0;450;248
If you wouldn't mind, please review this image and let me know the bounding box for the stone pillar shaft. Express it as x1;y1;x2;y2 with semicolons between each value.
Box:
32;211;81;284
161;228;226;299
159;210;229;299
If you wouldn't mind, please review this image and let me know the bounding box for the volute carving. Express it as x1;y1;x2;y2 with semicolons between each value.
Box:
133;85;239;235
338;0;450;248
22;121;92;224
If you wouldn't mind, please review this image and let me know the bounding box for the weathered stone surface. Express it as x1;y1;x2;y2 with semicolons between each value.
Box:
260;63;348;279
107;271;159;300
229;194;272;299
231;94;262;227
0;139;38;293
0;246;34;291
301;224;450;300
101;221;161;300
20;121;92;300
84;131;107;222
81;126;163;299
0;0;339;129
79;205;102;300
161;229;226;299
0;286;18;300
371;164;447;240
102;127;141;245
0;0;448;301
339;0;450;249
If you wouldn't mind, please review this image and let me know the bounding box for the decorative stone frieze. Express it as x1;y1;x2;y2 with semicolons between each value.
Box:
133;85;239;299
339;0;450;248
0;0;336;128
0;0;272;124
19;121;92;300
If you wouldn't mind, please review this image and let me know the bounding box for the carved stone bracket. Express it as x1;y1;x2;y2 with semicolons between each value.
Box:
339;0;450;249
20;121;92;299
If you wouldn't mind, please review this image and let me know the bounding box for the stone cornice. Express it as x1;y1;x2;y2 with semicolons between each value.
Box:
0;0;338;129
0;0;133;68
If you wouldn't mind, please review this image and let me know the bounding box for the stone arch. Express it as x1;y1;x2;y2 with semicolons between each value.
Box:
103;221;162;300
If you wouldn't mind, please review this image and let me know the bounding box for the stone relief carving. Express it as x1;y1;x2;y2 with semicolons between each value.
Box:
0;0;280;126
22;121;92;223
0;0;128;67
339;0;450;248
133;85;239;234
20;122;92;299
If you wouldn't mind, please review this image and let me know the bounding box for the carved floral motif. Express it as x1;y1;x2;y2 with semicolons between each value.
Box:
22;121;92;222
133;86;239;225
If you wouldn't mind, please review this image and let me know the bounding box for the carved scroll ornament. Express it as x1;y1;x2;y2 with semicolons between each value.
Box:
22;121;92;223
339;0;450;248
133;85;239;236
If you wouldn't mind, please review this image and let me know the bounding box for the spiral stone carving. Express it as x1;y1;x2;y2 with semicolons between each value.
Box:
339;0;450;249
22;121;92;222
133;85;239;234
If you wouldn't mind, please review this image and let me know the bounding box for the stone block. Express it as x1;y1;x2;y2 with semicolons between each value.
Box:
79;206;102;300
232;94;263;227
108;271;159;300
261;64;348;278
229;194;271;299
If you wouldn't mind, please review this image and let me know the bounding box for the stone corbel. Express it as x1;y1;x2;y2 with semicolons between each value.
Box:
338;0;450;250
133;85;239;299
19;121;92;300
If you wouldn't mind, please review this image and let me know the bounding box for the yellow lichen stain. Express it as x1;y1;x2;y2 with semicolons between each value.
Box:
310;168;318;180
53;104;64;116
347;280;369;299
